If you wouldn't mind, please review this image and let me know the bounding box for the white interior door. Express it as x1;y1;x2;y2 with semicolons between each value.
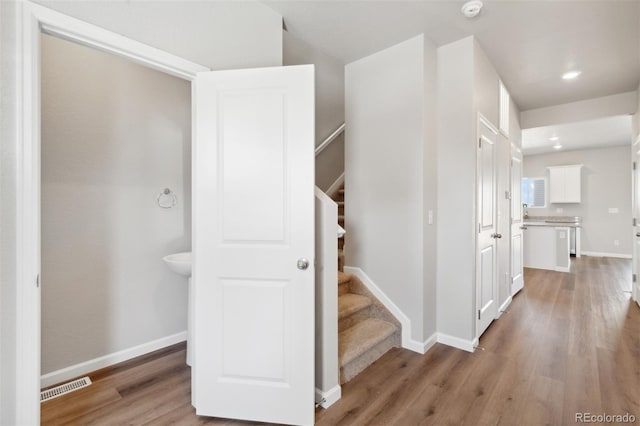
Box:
633;142;640;305
476;118;499;337
192;65;315;425
511;149;524;295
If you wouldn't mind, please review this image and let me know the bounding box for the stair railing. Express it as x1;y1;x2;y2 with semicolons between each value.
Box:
315;123;345;157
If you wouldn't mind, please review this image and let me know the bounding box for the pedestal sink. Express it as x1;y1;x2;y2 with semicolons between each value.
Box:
163;252;193;366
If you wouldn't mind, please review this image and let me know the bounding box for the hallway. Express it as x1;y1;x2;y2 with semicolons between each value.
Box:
41;257;640;425
316;256;639;425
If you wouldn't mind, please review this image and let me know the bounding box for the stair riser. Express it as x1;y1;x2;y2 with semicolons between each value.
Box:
339;307;372;332
340;331;400;384
338;282;350;296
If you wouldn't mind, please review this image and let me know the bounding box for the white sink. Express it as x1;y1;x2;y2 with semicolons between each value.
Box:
163;252;192;277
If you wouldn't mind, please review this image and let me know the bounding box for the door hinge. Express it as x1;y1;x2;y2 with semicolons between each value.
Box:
633;274;637;283
479;138;482;149
634;218;637;227
478;309;481;320
36;274;40;288
634;162;637;171
505;190;511;200
478;223;481;233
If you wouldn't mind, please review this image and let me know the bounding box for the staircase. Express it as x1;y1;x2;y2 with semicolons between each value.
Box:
331;185;401;384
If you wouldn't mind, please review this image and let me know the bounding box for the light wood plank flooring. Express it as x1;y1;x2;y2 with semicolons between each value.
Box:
42;256;640;425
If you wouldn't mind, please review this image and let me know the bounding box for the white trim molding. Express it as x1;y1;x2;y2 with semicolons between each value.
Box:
436;333;477;353
343;266;434;354
315;385;341;409
11;2;210;422
581;251;632;259
497;296;513;319
326;172;345;199
40;332;187;388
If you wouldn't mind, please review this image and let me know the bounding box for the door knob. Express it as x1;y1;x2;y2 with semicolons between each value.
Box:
520;226;527;230
636;233;640;238
491;233;502;239
297;258;310;270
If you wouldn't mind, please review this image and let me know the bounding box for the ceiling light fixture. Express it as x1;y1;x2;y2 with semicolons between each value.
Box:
461;1;483;18
562;70;582;80
553;144;563;150
549;136;559;141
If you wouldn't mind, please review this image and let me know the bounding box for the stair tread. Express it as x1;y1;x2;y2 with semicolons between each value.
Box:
338;272;351;284
338;293;372;319
339;318;397;366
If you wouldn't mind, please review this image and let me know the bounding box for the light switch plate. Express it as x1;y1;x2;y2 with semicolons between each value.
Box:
608;208;619;214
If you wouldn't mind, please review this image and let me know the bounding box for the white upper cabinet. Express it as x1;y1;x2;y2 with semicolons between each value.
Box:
548;165;582;203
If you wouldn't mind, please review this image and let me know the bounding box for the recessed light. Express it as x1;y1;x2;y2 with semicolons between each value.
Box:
461;1;483;18
562;70;582;80
549;136;559;141
553;144;562;150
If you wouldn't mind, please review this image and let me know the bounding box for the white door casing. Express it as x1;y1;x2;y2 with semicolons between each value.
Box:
192;65;315;425
476;117;499;338
511;149;524;295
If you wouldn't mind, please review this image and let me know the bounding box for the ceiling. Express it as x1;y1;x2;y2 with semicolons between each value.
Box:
265;0;640;111
521;115;632;156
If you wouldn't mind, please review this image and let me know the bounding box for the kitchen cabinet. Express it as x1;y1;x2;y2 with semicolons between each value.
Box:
523;224;571;272
548;164;582;203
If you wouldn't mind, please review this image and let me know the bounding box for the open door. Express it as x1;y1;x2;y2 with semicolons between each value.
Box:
192;65;315;425
511;148;524;295
476;117;499;337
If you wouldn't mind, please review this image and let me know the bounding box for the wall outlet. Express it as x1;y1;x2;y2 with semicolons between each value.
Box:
608;207;619;214
614;240;620;246
556;207;564;213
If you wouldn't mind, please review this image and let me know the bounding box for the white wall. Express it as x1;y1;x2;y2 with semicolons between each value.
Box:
35;0;283;70
345;35;437;343
0;2;283;423
437;37;506;343
283;31;345;192
436;37;475;342
41;34;191;375
521;91;638;130
523;146;633;256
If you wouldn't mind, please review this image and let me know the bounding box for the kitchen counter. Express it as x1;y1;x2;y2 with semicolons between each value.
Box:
523;216;581;257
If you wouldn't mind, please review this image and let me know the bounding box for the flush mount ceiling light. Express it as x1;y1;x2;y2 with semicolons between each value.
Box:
549;136;559;141
553;144;563;150
461;1;483;18
562;70;582;80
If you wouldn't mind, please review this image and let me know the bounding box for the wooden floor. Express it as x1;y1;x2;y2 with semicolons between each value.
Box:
42;256;640;425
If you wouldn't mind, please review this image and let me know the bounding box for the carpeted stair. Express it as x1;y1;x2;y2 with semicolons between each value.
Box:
331;185;401;384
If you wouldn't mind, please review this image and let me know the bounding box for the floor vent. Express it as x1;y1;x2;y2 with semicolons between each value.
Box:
41;376;92;402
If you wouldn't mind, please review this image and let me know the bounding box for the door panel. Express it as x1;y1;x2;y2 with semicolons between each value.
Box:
476;118;498;337
634;143;640;305
511;151;524;295
193;65;315;425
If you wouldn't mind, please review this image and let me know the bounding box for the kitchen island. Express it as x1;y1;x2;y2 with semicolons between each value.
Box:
523;216;581;273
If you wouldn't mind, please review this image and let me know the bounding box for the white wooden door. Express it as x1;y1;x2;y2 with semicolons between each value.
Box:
633;144;640;306
511;150;524;295
476;118;499;337
192;65;315;425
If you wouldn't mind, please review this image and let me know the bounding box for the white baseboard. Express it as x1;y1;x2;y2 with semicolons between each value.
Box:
344;266;428;354
436;333;476;353
581;251;632;259
497;296;513;318
315;385;341;409
326;172;345;199
41;331;187;388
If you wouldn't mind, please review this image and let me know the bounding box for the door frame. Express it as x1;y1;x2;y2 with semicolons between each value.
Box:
11;2;208;423
633;135;640;306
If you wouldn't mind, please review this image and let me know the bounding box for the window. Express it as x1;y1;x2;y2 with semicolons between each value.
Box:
522;177;546;208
